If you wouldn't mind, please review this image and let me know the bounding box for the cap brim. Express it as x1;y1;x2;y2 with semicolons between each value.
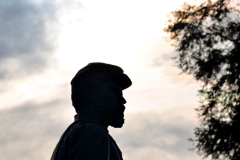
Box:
101;73;132;90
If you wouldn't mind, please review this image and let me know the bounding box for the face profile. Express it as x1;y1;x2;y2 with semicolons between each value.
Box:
91;79;127;128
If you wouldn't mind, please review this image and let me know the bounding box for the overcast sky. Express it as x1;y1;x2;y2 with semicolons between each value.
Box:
0;0;211;160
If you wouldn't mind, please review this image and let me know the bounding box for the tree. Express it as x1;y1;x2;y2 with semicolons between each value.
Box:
164;0;240;159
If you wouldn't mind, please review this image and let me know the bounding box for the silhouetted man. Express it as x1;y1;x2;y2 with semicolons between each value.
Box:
51;62;132;160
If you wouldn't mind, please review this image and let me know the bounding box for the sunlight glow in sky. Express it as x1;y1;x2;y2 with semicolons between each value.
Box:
54;0;203;114
56;0;194;72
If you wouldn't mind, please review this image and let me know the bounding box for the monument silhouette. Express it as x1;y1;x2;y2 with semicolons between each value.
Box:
51;62;132;160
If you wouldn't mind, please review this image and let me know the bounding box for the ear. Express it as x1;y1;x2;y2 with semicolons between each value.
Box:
83;83;100;101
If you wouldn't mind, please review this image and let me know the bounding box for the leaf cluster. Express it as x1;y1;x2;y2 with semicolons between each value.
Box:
164;0;240;159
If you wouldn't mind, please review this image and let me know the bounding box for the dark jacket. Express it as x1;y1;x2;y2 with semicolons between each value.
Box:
50;113;123;160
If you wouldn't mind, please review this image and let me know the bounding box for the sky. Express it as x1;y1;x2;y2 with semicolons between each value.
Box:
0;0;211;160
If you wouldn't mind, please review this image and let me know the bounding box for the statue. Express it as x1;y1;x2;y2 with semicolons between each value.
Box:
50;62;132;160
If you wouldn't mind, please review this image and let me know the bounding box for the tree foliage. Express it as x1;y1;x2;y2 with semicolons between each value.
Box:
164;0;240;159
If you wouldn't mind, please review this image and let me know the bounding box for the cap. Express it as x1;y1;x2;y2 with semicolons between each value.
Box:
71;62;132;90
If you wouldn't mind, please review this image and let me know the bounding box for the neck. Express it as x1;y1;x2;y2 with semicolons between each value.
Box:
75;106;109;130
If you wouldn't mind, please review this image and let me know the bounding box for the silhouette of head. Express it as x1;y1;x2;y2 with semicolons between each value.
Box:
71;62;132;128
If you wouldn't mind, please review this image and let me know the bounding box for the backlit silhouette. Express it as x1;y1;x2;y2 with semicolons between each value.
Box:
51;62;132;160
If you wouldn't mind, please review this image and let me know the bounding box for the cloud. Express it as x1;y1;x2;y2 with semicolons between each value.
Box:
0;98;74;160
0;0;58;80
0;0;83;108
151;51;177;67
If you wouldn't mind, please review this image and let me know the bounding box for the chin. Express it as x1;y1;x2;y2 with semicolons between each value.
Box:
110;123;124;128
110;117;125;128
